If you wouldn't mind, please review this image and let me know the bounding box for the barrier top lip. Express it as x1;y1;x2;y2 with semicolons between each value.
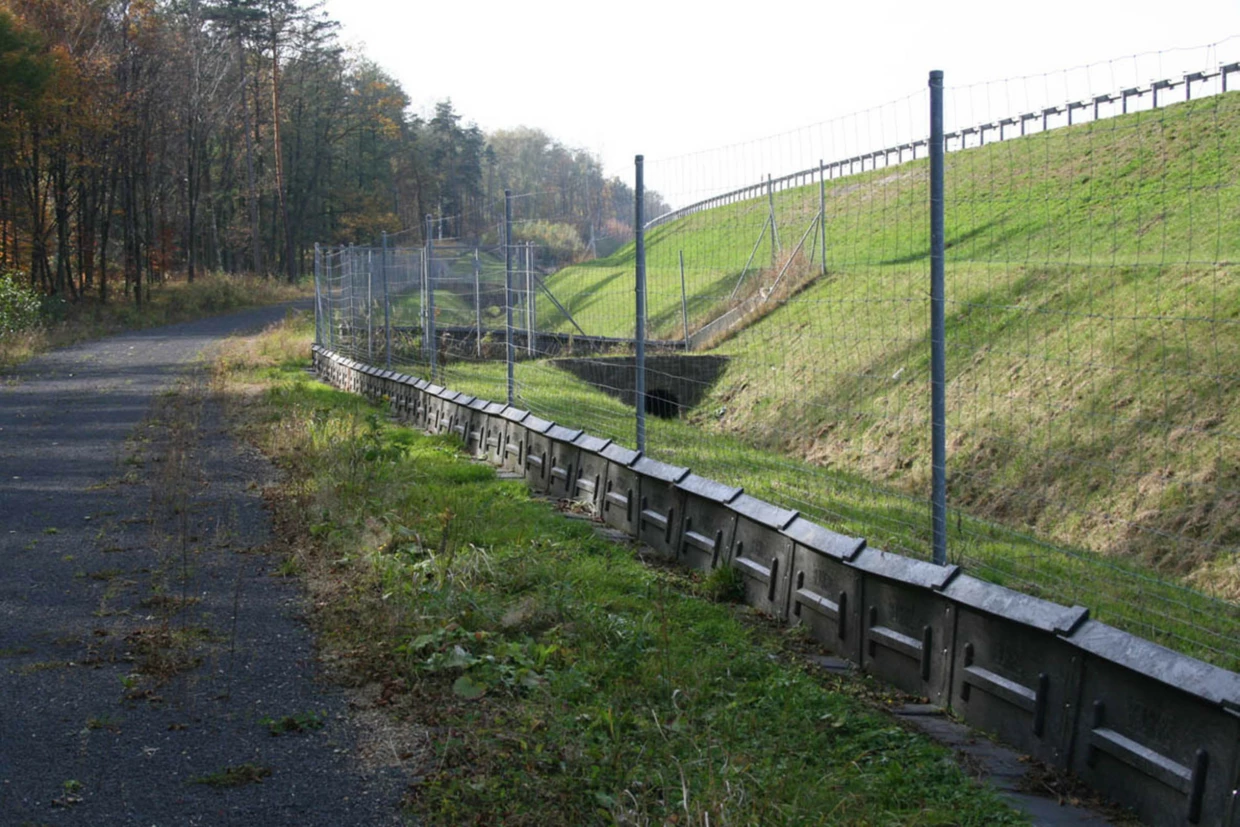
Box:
600;443;641;466
782;517;865;561
675;473;742;504
437;388;461;401
546;424;584;443
453;393;476;405
425;383;444;395
943;573;1087;635
632;456;691;484
414;378;430;390
572;433;612;453
483;401;507;415
851;547;960;591
523;414;554;434
730;494;798;530
501;407;530;423
1067;619;1240;709
467;397;491;411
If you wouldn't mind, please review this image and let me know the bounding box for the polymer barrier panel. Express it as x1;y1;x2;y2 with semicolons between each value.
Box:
309;348;1240;827
519;415;555;489
463;397;490;456
391;376;414;422
481;402;507;465
571;434;613;513
545;425;585;500
499;407;531;473
943;574;1088;768
784;518;866;663
675;474;742;573
600;443;642;535
448;393;476;441
432;389;460;435
423;383;445;431
728;495;798;621
1065;620;1240;826
377;370;396;402
633;457;691;559
411;379;431;430
854;548;960;704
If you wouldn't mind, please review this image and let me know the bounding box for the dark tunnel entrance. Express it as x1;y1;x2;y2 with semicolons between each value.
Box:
645;389;681;419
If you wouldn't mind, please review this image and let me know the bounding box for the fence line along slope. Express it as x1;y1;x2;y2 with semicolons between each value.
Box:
318;77;1240;671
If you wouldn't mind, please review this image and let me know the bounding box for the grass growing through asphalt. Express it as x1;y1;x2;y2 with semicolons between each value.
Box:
215;315;1024;825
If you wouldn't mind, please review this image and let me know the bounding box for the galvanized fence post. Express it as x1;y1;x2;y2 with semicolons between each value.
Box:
382;231;391;369
425;215;437;379
474;247;482;358
525;241;534;356
504;190;515;406
818;159;827;276
679;249;689;350
313;242;323;345
767;173;780;264
635;154;647;454
366;248;374;361
347;243;355;356
328;246;337;351
929;69;948;567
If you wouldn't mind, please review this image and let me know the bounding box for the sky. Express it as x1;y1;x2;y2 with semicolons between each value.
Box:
320;0;1240;193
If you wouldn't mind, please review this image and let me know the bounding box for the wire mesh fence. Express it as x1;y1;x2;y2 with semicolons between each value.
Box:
316;42;1240;671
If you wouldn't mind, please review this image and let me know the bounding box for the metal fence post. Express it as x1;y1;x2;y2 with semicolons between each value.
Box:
504;190;515;406
767;173;780;265
818;159;827;277
425;215;437;379
679;249;689;350
474;247;482;358
525;241;534;356
366;248;374;361
929;69;948;567
328;246;337;351
635;154;647;454
381;231;391;368
347;243;355;357
313;242;323;345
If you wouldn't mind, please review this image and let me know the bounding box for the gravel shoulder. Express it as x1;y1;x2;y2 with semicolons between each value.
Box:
0;304;404;825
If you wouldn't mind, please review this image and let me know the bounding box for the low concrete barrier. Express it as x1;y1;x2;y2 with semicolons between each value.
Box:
312;345;1240;827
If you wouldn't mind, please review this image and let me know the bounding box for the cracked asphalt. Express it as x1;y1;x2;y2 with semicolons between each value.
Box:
0;303;405;825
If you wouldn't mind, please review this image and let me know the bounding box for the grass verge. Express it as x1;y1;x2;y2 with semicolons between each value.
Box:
214;314;1024;825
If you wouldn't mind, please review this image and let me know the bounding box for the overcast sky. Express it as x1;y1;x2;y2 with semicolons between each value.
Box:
320;0;1240;189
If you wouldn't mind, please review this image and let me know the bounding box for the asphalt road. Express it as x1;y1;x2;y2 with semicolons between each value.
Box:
0;303;404;825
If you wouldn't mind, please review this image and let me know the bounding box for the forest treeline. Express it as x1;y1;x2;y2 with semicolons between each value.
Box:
0;0;660;303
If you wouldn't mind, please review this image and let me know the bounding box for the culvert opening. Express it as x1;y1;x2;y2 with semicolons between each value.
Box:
646;389;681;419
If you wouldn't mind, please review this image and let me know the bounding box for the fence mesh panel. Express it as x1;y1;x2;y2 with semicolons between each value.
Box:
316;42;1240;670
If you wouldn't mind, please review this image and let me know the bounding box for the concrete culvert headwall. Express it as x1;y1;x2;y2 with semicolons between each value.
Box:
550;355;730;415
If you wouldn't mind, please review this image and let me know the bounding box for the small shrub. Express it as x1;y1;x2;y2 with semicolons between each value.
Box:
0;270;42;336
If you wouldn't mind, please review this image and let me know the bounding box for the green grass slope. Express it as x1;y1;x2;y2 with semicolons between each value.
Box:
380;93;1240;668
525;92;1239;593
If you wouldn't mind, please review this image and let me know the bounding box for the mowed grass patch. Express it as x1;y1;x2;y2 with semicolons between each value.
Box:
215;316;1023;826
